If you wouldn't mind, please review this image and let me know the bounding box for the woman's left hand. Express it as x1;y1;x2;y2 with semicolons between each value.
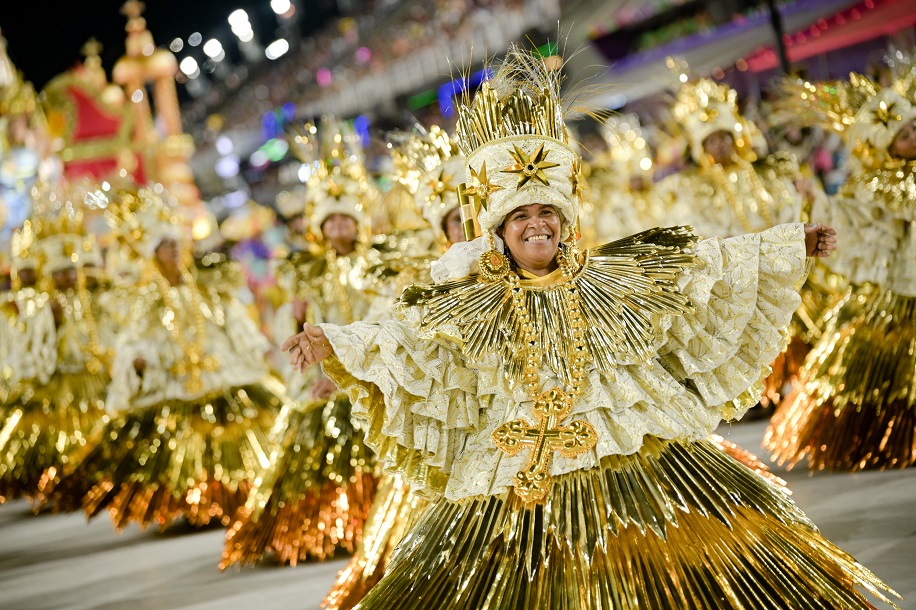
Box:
804;224;837;258
281;324;334;372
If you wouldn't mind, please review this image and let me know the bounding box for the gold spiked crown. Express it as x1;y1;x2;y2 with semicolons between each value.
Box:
103;183;184;259
775;69;916;170
10;219;37;271
0;73;38;116
287;120;377;236
389;125;465;239
31;188;102;275
671;76;761;164
454;45;584;240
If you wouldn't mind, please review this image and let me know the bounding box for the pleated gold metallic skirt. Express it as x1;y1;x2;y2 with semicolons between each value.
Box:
322;473;430;610
0;371;108;504
766;285;916;471
355;436;897;610
221;394;377;568
708;434;787;489
326;438;778;610
38;380;284;530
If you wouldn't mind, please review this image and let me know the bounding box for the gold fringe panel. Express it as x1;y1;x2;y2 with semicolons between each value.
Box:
221;395;377;568
37;381;283;530
0;372;108;504
766;285;916;471
355;436;897;610
707;434;788;490
322;473;430;610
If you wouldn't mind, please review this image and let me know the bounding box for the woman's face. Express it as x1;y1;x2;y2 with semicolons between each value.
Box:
443;206;465;245
16;267;37;287
498;203;562;274
702;130;736;165
321;213;358;246
155;237;181;270
52;267;77;290
889;119;916;160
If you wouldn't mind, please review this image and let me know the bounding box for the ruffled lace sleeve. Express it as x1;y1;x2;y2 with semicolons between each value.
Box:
813;183;904;288
659;222;807;417
319;308;480;495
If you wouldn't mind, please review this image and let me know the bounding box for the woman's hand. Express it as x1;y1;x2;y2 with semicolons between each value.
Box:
804;224;836;258
310;375;339;400
281;324;334;372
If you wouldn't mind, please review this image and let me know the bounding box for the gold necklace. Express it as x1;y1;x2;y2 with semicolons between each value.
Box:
706;157;775;232
492;245;597;503
152;263;219;393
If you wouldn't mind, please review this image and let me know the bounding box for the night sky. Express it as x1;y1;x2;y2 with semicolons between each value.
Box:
0;0;337;89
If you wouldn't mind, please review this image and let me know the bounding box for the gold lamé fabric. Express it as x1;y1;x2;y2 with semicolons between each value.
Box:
221;395;377;567
322;473;430;610
39;382;283;529
0;371;108;503
766;284;916;471
355;437;897;610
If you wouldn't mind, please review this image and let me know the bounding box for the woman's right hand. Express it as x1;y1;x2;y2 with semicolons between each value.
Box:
804;224;837;258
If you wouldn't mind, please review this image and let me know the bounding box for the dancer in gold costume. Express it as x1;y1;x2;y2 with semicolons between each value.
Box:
43;186;285;529
585;114;664;243
657;77;809;236
1;200;112;505
1;223;43;398
222;125;380;567
766;71;916;471
659;76;832;411
283;47;895;609
323;124;465;609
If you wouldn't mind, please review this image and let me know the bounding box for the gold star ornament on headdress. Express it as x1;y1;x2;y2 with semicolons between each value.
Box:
465;162;502;205
425;168;457;204
872;100;903;128
501;143;560;190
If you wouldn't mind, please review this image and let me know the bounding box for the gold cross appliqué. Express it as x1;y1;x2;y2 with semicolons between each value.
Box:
492;387;597;503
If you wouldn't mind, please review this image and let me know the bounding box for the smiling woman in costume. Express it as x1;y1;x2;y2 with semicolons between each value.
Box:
282;46;895;609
